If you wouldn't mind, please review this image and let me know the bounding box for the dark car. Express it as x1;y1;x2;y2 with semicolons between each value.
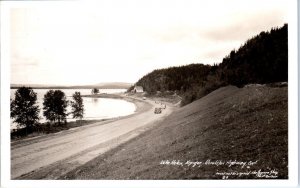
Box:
154;108;162;114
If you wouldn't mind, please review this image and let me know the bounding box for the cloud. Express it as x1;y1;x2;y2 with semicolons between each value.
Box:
8;0;289;85
200;10;286;43
11;56;39;67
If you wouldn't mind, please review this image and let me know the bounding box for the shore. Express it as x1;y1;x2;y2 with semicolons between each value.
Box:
82;93;125;99
11;93;148;142
12;94;174;179
82;93;150;114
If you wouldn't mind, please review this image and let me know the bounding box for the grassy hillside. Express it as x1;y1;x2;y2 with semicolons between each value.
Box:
62;84;288;179
134;24;288;106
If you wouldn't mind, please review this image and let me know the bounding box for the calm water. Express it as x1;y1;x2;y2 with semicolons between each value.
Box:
10;89;136;129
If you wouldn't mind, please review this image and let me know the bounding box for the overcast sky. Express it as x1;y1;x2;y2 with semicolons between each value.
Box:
10;0;288;85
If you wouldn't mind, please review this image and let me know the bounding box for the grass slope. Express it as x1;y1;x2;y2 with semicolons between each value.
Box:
62;85;288;179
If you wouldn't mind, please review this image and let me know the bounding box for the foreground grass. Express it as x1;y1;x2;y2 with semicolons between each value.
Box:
62;84;288;179
11;120;106;141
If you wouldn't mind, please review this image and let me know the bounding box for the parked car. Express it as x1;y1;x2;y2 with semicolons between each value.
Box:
154;108;162;114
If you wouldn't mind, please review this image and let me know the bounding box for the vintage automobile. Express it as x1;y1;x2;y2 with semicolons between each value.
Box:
154;107;162;114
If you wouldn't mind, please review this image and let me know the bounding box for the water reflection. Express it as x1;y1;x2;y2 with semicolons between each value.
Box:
10;89;135;128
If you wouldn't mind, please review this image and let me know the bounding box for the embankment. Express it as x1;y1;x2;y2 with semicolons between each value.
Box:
62;84;288;179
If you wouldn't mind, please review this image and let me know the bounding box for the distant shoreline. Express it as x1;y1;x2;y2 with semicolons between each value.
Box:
10;82;133;90
82;93;148;114
82;93;124;99
10;87;129;90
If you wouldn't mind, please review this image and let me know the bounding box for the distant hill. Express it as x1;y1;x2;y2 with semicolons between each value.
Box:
11;82;132;89
135;64;212;94
90;82;132;89
133;24;288;105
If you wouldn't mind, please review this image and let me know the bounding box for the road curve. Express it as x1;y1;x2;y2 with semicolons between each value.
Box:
11;96;174;179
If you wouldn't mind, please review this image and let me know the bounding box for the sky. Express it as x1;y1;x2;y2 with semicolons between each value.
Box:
9;0;288;86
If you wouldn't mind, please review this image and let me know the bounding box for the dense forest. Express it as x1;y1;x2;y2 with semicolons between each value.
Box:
133;24;288;105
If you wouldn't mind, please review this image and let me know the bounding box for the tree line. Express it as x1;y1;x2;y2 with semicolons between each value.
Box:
11;87;84;135
134;24;288;105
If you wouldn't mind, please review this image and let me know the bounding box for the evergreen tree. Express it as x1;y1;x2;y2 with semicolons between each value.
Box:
134;24;288;105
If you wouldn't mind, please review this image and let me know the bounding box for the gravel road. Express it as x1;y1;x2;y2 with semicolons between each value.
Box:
11;97;174;179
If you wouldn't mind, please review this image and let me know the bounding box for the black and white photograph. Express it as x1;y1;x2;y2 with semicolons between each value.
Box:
0;0;298;187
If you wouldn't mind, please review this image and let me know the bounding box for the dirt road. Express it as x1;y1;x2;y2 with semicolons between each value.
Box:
11;97;174;179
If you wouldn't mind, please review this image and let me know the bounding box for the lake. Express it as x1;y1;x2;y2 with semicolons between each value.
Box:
10;89;136;129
